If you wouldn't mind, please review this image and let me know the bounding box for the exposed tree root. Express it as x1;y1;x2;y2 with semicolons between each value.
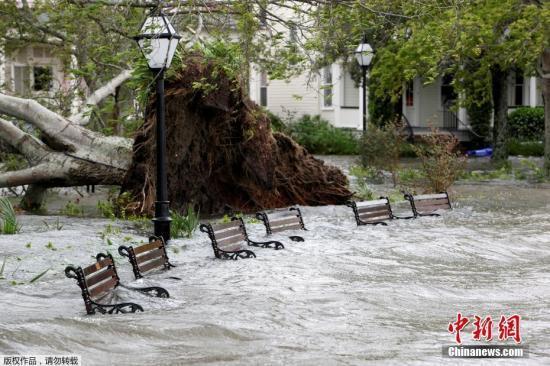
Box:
122;55;352;215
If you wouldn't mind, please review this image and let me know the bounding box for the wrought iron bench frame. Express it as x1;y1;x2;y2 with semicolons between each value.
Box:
65;252;169;315
255;206;306;241
346;197;414;226
404;191;452;218
200;217;284;260
118;236;175;280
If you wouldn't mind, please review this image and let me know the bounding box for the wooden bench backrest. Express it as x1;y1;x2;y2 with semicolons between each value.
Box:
349;198;392;225
256;207;305;235
408;192;451;215
202;219;247;257
133;238;169;275
81;254;119;300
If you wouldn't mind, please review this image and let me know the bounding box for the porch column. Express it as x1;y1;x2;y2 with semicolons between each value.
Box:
529;77;537;107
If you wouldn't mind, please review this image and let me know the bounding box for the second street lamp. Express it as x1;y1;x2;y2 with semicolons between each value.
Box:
354;35;374;133
135;11;181;243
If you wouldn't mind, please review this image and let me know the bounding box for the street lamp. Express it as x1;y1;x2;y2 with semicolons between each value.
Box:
135;11;181;243
354;35;374;133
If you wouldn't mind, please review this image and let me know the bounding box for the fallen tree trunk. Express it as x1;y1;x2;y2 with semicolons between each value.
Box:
121;54;352;215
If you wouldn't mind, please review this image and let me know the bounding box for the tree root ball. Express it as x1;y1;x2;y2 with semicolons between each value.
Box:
121;55;352;215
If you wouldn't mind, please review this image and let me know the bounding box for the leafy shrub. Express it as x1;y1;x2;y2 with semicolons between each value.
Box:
412;129;466;192
171;206;200;239
508;107;544;141
266;110;288;133
0;198;21;234
287;115;359;155
359;120;406;187
506;138;543;156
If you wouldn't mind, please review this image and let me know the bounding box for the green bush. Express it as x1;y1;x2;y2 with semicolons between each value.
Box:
266;110;288;133
287;114;359;155
508;107;544;141
506;138;544;156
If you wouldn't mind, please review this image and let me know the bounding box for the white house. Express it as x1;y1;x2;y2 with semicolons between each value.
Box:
247;5;545;141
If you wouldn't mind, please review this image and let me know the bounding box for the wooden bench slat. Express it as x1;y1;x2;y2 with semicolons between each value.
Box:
413;193;448;200
415;198;450;207
358;211;392;220
82;257;112;276
88;277;118;299
417;204;451;212
357;205;389;214
215;227;243;240
271;223;303;233
217;233;246;247
136;247;165;265
133;240;163;255
355;199;388;207
137;256;166;274
85;267;116;287
211;220;241;231
270;216;300;227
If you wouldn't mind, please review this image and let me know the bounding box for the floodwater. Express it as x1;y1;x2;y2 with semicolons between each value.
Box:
0;160;549;365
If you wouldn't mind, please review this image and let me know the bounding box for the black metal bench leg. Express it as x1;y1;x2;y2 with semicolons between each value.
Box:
248;239;284;250
90;300;144;315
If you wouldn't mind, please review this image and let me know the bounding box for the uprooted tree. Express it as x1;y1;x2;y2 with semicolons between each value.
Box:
0;56;351;214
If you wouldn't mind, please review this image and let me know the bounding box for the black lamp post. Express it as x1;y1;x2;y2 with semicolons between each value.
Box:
354;35;374;133
135;11;181;243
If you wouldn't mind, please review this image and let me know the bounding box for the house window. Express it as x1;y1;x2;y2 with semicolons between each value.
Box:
260;71;268;107
13;65;31;95
322;66;332;107
441;74;457;108
342;70;359;107
405;81;414;106
33;66;53;91
514;72;524;106
12;65;53;94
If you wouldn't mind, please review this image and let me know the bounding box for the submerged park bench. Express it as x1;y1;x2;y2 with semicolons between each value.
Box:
346;197;414;226
118;236;175;280
65;253;169;315
346;197;394;226
404;192;452;217
255;207;306;241
200;217;284;260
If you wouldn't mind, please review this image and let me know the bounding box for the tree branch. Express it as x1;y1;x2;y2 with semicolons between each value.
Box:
70;69;133;125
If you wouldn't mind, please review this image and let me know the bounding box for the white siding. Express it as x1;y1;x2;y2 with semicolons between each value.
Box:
265;73;320;118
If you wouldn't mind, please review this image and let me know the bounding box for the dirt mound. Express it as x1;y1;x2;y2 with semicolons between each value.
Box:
121;55;352;215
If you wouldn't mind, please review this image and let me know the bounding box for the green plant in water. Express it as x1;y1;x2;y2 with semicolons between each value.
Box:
97;200;116;219
43;217;63;231
99;224;121;240
45;242;57;251
0;198;21;234
0;257;6;280
171;206;200;239
29;268;50;283
61;201;84;217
